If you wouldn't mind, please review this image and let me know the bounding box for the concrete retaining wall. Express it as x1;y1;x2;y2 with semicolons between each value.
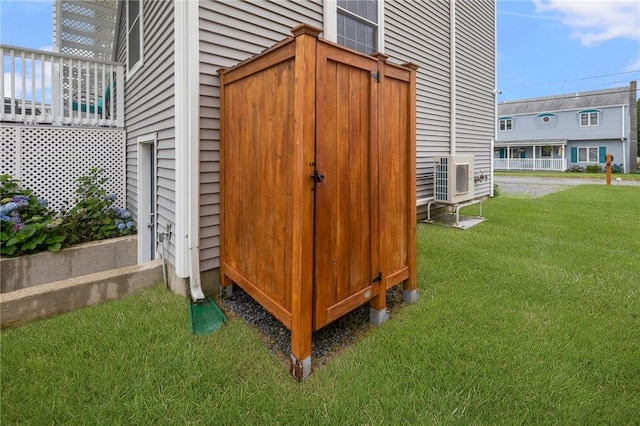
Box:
1;236;137;293
0;259;162;328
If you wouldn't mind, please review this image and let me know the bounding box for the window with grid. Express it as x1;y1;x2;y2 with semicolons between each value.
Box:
336;0;378;55
499;118;513;131
578;147;598;162
579;110;599;126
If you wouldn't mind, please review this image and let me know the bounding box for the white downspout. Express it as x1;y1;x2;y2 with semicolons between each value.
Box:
450;0;456;155
490;138;495;197
174;1;189;280
186;1;203;301
491;1;497;197
621;104;627;173
174;0;203;301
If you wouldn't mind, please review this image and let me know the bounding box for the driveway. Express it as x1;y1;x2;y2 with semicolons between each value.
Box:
494;175;640;197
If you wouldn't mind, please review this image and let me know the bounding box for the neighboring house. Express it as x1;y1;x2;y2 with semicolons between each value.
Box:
496;82;638;173
2;1;496;297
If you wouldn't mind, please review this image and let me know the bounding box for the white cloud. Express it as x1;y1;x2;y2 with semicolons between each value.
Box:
532;0;640;46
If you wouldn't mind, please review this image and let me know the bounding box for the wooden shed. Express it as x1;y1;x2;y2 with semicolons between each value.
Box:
218;24;418;380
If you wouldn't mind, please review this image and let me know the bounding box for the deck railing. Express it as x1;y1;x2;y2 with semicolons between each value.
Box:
494;158;567;171
1;44;123;127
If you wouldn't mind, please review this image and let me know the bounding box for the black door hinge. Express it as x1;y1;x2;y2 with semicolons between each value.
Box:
372;272;382;283
371;71;380;82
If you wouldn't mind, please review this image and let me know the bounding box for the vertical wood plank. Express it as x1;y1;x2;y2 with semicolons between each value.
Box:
402;63;419;293
313;42;335;329
289;26;319;378
370;55;386;313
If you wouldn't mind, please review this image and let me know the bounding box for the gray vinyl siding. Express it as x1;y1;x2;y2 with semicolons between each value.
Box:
498;106;625;142
384;0;452;203
454;0;495;197
116;0;177;264
198;0;323;271
385;0;495;205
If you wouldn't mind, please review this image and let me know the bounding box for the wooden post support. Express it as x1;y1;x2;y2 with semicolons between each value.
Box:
289;23;320;382
606;153;612;185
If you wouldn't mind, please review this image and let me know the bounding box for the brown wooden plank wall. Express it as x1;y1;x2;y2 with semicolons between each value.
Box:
220;43;298;325
199;0;323;272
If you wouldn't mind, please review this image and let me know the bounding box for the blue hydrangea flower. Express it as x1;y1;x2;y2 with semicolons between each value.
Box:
12;195;29;207
10;211;21;224
0;202;19;215
38;198;48;207
104;194;117;202
0;214;10;222
126;221;134;229
117;222;126;231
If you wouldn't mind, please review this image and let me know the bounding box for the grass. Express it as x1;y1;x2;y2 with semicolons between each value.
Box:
2;185;639;424
495;170;640;180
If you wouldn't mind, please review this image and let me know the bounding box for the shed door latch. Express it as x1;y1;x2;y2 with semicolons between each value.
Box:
372;272;382;283
310;170;325;183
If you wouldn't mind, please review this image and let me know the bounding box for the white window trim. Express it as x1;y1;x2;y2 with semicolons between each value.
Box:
579;110;599;127
324;0;385;53
126;0;144;78
577;146;598;163
499;118;513;131
137;133;157;264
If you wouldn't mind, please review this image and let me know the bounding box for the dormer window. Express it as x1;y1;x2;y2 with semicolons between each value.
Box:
499;117;513;131
579;110;599;126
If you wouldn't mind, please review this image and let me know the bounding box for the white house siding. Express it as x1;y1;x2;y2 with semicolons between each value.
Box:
115;1;177;264
198;0;323;271
454;0;495;197
385;0;495;209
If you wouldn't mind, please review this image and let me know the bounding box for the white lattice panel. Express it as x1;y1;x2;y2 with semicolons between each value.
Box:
0;127;18;178
0;125;125;212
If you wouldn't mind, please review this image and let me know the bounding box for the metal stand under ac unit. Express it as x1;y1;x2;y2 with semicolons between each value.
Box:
424;198;484;229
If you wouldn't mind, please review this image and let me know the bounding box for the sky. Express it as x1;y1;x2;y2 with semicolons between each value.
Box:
1;0;639;102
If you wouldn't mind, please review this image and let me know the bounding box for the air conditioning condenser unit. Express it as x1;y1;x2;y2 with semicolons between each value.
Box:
434;155;474;204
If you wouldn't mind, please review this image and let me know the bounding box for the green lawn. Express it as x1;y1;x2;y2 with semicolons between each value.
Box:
2;185;639;424
495;170;640;180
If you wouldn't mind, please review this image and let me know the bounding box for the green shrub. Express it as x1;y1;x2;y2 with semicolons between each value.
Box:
585;164;602;173
611;163;624;174
0;175;66;256
63;168;137;245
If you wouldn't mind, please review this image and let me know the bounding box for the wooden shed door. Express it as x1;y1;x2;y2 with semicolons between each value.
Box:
313;43;380;329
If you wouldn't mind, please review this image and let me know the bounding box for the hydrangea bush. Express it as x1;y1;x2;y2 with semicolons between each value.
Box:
63;168;136;245
1;168;136;257
0;175;65;256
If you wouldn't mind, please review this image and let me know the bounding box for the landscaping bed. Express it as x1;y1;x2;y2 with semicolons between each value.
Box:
1;235;137;293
